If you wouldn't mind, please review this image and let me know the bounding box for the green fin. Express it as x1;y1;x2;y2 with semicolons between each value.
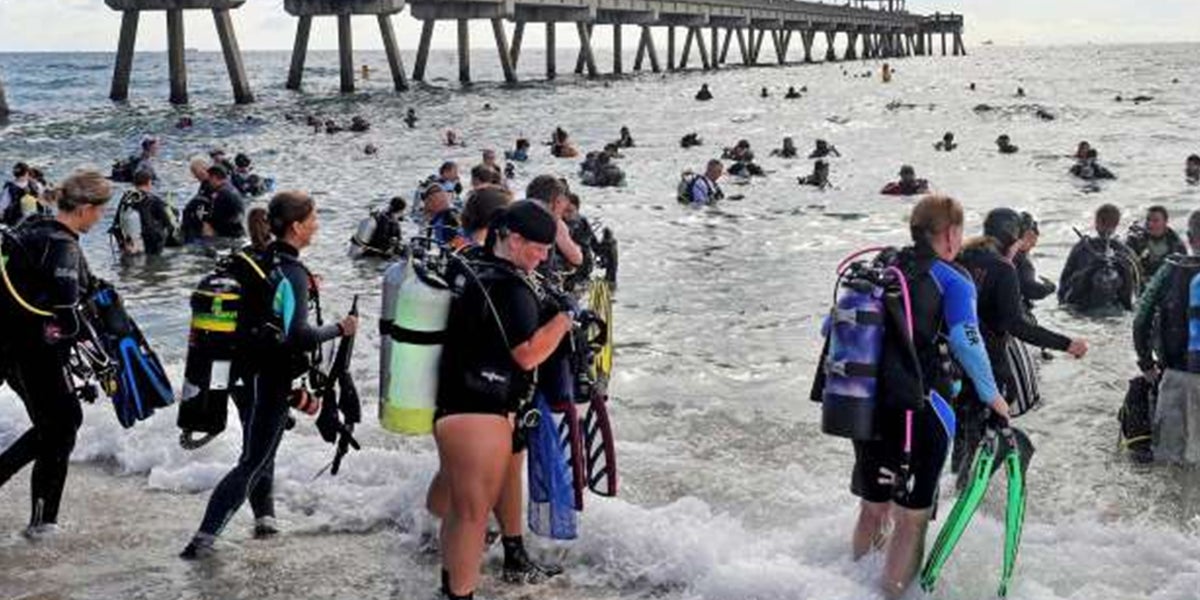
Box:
920;435;998;592
999;430;1031;597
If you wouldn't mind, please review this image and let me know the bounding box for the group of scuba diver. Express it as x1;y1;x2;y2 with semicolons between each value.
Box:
812;191;1200;598
5;102;1200;600
0;129;619;600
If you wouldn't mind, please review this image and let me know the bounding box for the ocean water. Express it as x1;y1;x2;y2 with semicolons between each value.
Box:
2;44;1200;599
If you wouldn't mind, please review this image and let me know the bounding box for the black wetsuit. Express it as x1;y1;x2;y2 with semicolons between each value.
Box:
117;190;175;255
0;216;95;527
1014;251;1055;311
955;240;1071;474
437;254;541;419
209;181;246;239
195;242;340;537
1058;236;1137;311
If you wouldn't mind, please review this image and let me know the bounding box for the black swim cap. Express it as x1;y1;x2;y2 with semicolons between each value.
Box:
499;200;557;245
984;208;1023;250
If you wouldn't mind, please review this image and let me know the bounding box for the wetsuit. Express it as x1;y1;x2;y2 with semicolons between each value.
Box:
209;181;246;239
1127;227;1186;281
116;190;175;255
1058;236;1137;311
363;211;403;258
850;244;999;510
881;179;930;196
0;216;95;527
1133;255;1200;462
195;241;341;538
954;240;1071;475
436;253;540;419
427;209;462;246
688;176;723;205
1014;251;1055;311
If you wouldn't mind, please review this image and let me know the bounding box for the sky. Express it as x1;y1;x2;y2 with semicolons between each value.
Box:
0;0;1198;52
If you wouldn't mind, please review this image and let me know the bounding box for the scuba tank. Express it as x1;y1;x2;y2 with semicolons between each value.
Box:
178;272;241;448
1189;270;1200;372
817;248;912;441
120;201;144;254
348;213;378;258
379;253;452;434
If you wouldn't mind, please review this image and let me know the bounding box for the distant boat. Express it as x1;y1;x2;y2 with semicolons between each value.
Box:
981;40;994;46
186;47;200;54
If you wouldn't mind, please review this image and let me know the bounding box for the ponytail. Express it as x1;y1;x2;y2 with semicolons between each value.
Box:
247;207;271;251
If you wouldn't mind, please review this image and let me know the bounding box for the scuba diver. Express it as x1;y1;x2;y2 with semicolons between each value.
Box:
814;195;1009;600
680;133;703;149
433;201;576;600
760;87;769;98
809;139;841;159
419;180;464;247
881;165;930;196
524;175;583;274
1070;149;1117;180
770;137;799;159
953;208;1088;484
1074;141;1092;160
404;108;418;129
349;116;371;133
933;132;957;152
579;152;626;188
784;86;802;99
231;153;272;197
1;162;49;226
445;130;465;147
1132;210;1200;464
797;160;832;189
181;191;359;559
430;161;464;205
1014;212;1056;313
506;138;531;162
0;170;111;538
456;186;514;249
349;196;408;259
1186;154;1200;185
1058;203;1139;312
615;126;635;148
996;134;1019;154
723;140;764;177
695;83;713;101
206;165;247;239
678;160;725;205
109;170;178;256
1126;205;1187;281
470;164;503;191
110;136;160;184
481;149;501;174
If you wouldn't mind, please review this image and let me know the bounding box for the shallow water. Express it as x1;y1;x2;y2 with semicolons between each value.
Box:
2;44;1200;599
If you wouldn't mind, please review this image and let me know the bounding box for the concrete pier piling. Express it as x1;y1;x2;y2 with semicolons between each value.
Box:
0;75;8;120
105;0;252;105
284;0;407;93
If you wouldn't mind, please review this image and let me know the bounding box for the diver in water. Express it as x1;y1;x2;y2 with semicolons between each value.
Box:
953;208;1088;484
1132;209;1200;464
349;116;370;133
933;132;957;152
1014;212;1056;313
403;108;418;128
695;83;713;101
506;138;531;162
0;170;111;539
579;151;626;188
1070;149;1117;181
784;86;802;99
881;165;930;196
809;139;840;159
1126;205;1187;280
1186;154;1200;185
770;137;799;159
996;134;1019;154
1058;203;1138;311
615;126;635;149
110;169;177;256
679;159;725;205
680;133;703;149
349;196;407;259
823;195;1008;600
797;160;832;189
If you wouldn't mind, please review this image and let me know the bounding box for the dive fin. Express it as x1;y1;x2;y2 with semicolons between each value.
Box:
920;434;999;592
551;401;587;511
583;393;618;497
999;427;1033;597
528;395;579;540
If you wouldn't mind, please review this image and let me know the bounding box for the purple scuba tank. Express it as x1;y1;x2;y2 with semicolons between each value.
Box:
820;248;913;441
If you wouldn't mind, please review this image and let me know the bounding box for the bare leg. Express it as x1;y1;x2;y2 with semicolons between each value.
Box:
426;469;449;519
880;505;931;600
494;450;525;537
852;500;891;559
435;414;511;597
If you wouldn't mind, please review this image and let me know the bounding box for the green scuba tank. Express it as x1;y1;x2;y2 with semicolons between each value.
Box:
379;255;452;434
178;272;241;448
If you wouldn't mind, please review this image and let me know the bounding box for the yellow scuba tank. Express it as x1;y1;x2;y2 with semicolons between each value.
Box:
178;272;240;448
379;255;452;434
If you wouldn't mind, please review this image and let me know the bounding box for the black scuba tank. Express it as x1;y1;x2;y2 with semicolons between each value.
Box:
178;272;241;448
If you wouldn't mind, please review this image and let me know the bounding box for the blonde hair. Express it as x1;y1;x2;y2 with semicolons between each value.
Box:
53;170;112;212
909;194;964;244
